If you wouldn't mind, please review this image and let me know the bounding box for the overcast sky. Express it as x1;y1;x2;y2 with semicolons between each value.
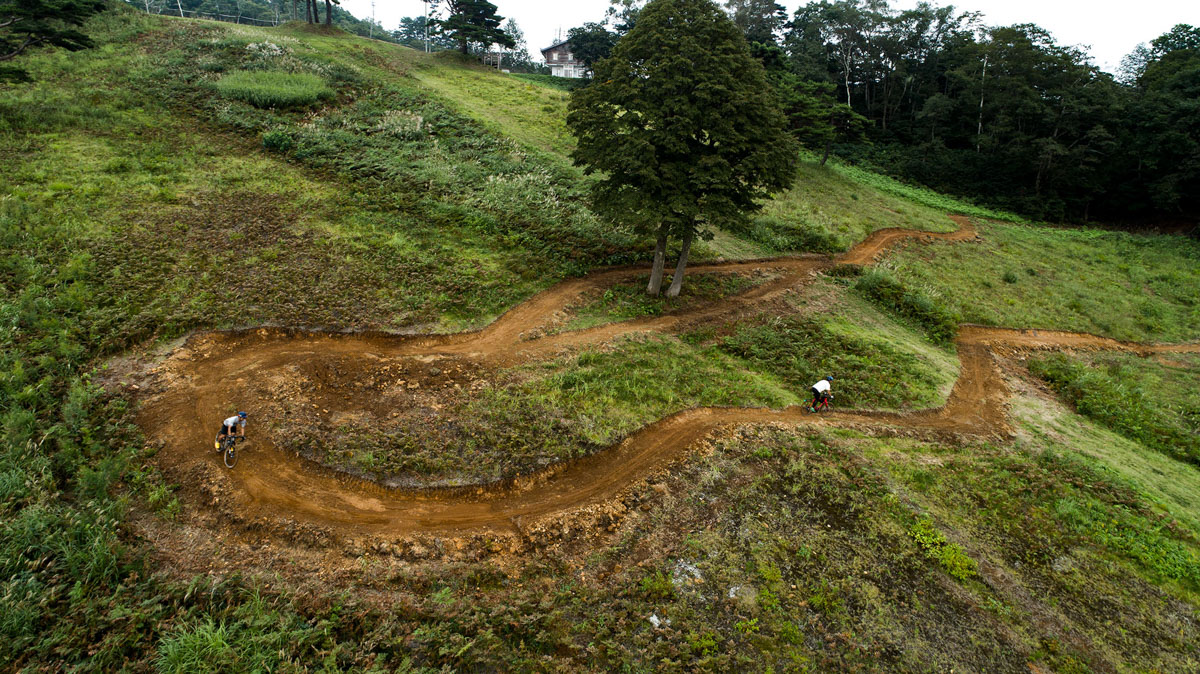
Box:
339;0;1198;73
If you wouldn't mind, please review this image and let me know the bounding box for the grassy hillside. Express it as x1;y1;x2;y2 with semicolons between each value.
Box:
2;7;1199;671
881;221;1200;342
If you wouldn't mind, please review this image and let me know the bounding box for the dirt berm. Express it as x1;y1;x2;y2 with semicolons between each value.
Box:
131;217;1198;538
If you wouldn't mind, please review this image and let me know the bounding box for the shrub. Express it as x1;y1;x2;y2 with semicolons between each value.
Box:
1029;353;1200;466
909;517;977;581
261;128;294;152
213;71;333;109
853;270;960;345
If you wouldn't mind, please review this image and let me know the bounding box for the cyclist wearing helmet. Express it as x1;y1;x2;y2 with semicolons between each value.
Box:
214;411;247;449
810;376;833;411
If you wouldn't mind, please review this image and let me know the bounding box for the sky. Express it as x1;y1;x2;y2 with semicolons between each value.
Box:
339;0;1198;74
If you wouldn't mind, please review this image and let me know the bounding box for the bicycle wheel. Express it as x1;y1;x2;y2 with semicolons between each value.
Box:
224;443;238;468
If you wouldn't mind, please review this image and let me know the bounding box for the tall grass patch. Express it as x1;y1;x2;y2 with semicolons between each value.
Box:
853;270;959;345
716;315;948;409
1029;352;1200;467
882;221;1200;342
213;70;332;108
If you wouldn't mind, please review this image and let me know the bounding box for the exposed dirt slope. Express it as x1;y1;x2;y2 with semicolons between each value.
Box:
133;217;1198;537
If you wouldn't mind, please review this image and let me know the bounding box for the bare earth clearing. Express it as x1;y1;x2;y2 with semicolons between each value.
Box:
127;217;1199;552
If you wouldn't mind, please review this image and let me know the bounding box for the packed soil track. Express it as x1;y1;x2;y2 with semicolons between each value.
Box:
133;217;1199;543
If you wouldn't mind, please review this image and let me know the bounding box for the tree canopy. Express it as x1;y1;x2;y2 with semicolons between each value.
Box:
1;0;106;81
435;0;514;55
568;0;797;296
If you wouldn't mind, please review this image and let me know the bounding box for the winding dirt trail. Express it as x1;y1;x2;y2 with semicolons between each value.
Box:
134;218;1198;537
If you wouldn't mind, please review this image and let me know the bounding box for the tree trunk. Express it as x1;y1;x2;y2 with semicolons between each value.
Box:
305;0;311;23
324;0;331;25
646;224;669;296
821;138;832;166
665;227;695;298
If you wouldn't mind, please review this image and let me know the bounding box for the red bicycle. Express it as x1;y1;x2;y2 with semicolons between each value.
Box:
809;393;832;413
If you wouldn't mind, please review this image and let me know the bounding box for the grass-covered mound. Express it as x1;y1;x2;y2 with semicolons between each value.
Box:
724;161;961;253
213;70;333;108
297;298;954;484
555;271;773;333
881;221;1200;342
1030;351;1200;467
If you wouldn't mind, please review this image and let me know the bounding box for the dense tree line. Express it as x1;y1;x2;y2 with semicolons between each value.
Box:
569;0;1198;224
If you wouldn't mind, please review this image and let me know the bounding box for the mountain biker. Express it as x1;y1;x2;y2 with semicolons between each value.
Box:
214;411;247;449
810;376;833;411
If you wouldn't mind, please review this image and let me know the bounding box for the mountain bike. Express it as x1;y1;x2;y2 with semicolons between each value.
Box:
808;394;831;414
218;435;246;468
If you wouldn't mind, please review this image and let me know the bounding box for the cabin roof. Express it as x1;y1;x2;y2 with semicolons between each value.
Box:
540;39;572;54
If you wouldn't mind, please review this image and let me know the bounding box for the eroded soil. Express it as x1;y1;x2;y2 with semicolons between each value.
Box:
127;217;1199;552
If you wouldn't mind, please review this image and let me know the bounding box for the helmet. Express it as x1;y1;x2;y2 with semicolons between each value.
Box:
825;376;833;382
238;411;247;418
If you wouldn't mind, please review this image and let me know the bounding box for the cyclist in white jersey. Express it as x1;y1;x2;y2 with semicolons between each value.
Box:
810;377;833;411
214;411;247;449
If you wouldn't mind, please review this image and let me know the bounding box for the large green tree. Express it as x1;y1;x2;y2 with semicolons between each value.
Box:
568;0;797;297
435;0;514;55
1;0;105;81
724;0;786;45
565;21;618;71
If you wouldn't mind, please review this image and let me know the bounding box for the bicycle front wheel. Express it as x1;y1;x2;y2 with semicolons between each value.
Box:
224;446;238;468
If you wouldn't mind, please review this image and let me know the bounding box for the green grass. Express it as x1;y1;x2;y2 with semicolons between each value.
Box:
1029;351;1200;467
212;70;333;108
829;160;1022;222
510;73;588;92
1010;373;1200;538
882;221;1200;342
559;271;769;333
714;314;950;410
852;268;961;345
726;161;960;253
4;7;1200;672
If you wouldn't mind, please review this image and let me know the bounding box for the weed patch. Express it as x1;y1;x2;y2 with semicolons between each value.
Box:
1029;352;1200;467
853;269;960;345
212;70;333;108
883;221;1200;342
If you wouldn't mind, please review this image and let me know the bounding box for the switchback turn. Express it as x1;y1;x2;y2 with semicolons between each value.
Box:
132;218;1199;537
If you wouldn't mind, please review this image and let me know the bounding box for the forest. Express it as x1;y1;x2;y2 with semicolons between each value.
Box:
575;0;1200;224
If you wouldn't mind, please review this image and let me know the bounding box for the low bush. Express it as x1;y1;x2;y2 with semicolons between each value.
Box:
1029;353;1200;467
853;270;959;345
213;71;333;109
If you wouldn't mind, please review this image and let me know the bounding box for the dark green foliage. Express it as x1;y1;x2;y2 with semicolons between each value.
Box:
569;0;798;293
1029;353;1200;467
565;21;617;70
0;0;105;81
853;270;959;345
435;0;515;55
717;315;946;409
779;1;1196;223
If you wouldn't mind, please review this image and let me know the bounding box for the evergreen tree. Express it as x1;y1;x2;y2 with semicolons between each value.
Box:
565;22;618;71
724;0;786;45
1;0;105;81
568;0;797;297
435;0;514;55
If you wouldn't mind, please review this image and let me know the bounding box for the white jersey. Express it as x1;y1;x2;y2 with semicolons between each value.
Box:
812;380;831;393
223;415;246;430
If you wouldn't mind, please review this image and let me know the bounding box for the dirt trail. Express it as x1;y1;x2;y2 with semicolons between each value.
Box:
134;217;1198;537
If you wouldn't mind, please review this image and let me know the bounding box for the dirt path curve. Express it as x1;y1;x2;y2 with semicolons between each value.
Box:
134;218;1198;537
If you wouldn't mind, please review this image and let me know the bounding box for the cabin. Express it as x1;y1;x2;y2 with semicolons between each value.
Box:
541;39;588;78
